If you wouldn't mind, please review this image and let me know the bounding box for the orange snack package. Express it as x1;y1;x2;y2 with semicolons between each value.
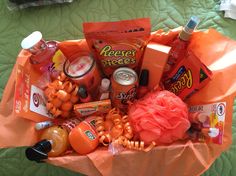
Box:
74;99;111;118
1;28;236;176
83;18;151;76
14;51;54;122
163;50;213;100
140;42;171;90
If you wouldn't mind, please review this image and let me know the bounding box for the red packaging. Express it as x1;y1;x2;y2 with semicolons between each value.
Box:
83;18;151;76
163;50;212;100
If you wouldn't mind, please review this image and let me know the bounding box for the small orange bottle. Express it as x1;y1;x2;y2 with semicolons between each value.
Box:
69;116;99;155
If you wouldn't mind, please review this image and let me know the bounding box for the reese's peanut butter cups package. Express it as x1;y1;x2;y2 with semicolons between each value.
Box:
83;18;151;76
163;50;213;100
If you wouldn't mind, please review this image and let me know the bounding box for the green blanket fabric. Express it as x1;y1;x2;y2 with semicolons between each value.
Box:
0;0;236;175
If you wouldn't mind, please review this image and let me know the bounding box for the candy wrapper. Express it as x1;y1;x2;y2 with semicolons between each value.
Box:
1;28;236;176
7;0;73;10
163;50;213;100
83;18;151;76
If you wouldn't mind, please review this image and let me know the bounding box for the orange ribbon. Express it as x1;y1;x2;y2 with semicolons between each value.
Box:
44;72;79;118
95;108;156;152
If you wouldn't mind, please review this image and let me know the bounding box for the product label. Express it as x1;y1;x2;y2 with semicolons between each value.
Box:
85;130;96;140
14;65;30;114
30;85;52;118
115;86;137;105
165;66;193;95
99;45;137;67
189;102;226;144
163;51;212;100
77;107;98;116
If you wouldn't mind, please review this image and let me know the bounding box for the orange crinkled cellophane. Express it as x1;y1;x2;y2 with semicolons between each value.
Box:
128;90;190;144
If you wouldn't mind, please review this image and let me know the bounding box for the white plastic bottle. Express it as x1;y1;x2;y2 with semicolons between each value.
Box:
98;78;111;100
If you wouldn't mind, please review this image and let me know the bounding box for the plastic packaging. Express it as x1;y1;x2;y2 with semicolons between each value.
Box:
69;116;99;155
39;126;69;157
7;0;73;10
74;99;111;118
83;18;151;76
98;78;110;100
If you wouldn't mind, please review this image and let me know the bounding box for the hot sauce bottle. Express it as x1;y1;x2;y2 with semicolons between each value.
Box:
21;31;65;78
164;16;200;74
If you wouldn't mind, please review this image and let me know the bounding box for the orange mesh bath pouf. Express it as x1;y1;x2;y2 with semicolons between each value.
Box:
128;90;190;144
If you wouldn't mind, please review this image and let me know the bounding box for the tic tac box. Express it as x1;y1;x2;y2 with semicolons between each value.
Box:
141;42;171;90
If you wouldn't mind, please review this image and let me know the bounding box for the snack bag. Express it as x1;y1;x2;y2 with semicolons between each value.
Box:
83;18;151;76
163;50;213;100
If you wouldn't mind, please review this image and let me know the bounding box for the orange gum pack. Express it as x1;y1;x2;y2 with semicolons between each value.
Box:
74;99;111;118
83;18;151;76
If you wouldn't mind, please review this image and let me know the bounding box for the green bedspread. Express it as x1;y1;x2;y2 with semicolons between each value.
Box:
0;0;236;175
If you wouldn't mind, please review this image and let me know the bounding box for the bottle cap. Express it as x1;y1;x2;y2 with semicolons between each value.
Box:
78;85;88;99
35;121;53;130
25;139;52;162
21;31;42;49
179;16;200;41
184;16;200;33
101;78;110;91
139;69;149;86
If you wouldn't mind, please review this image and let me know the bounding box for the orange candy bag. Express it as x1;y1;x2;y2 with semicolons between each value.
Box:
83;18;151;76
